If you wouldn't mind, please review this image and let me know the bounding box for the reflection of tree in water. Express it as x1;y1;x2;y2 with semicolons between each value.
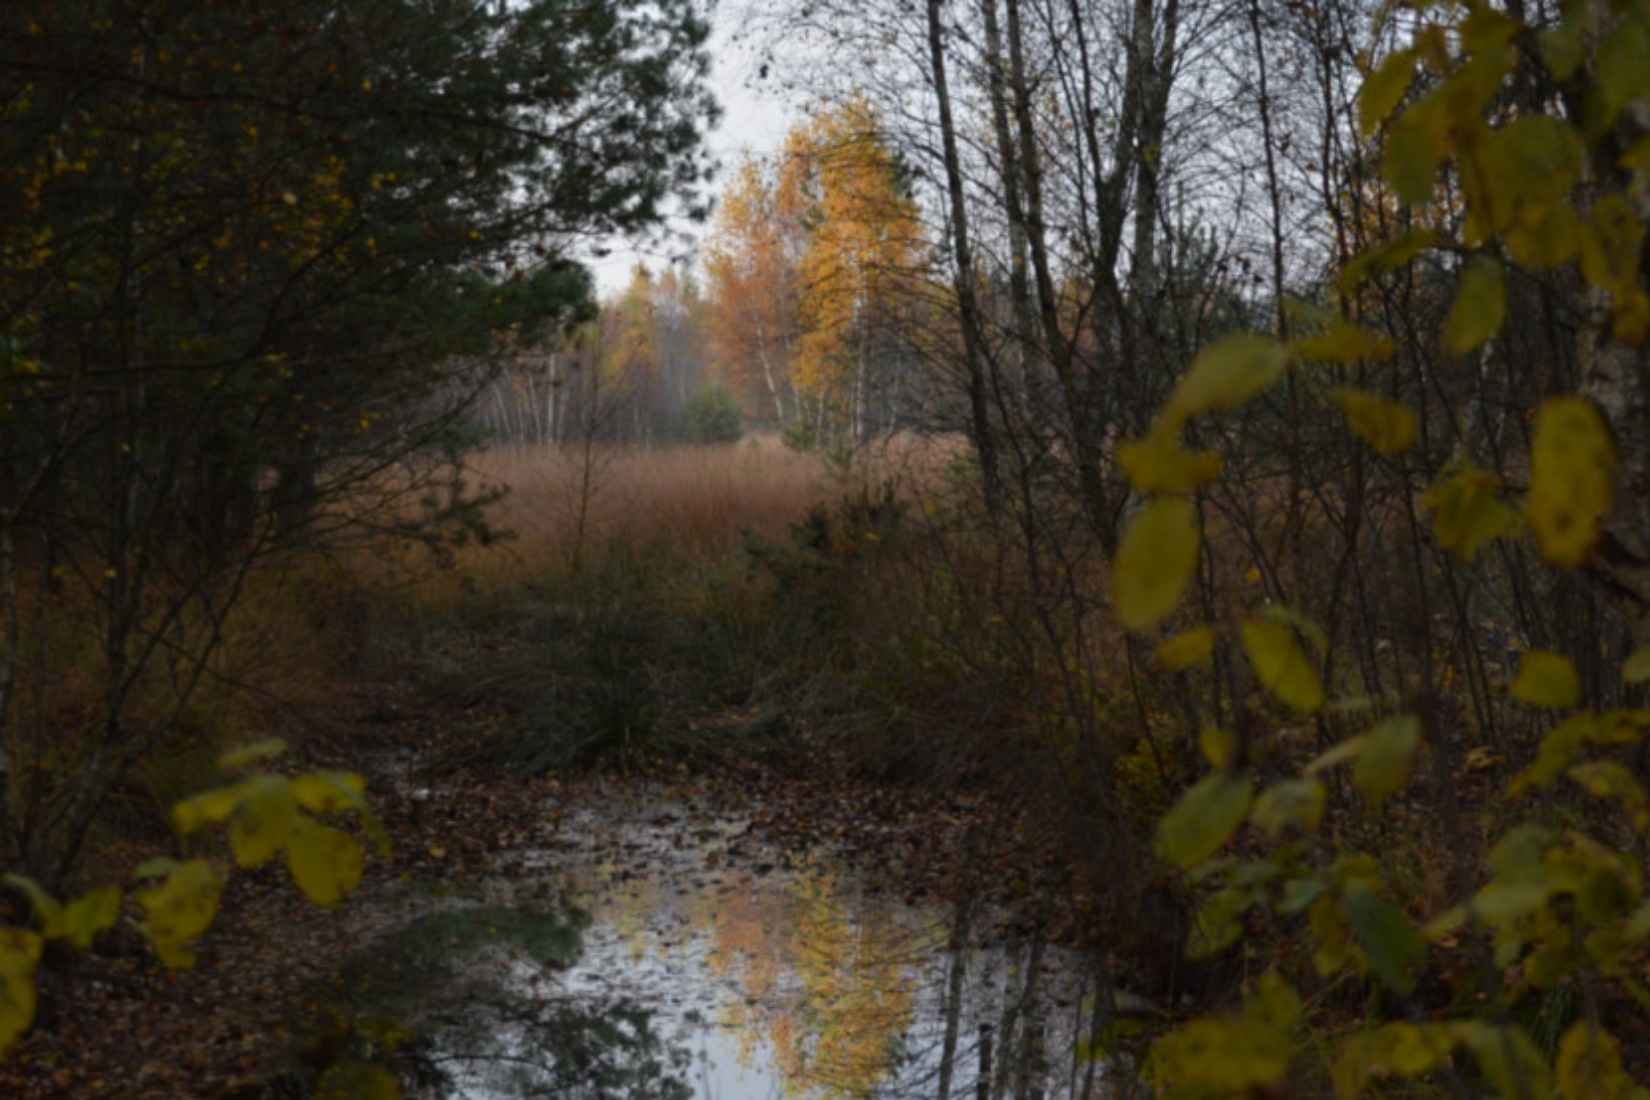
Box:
315;902;695;1099
701;858;924;1097
413;996;694;1100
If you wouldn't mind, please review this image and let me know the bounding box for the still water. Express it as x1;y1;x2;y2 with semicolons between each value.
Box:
319;786;1124;1099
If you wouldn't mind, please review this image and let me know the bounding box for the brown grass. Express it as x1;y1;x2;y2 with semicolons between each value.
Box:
462;436;831;577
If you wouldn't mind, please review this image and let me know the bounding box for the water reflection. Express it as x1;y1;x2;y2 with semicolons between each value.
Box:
319;790;1125;1099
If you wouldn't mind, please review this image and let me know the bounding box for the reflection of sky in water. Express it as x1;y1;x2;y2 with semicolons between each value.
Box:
348;788;1115;1099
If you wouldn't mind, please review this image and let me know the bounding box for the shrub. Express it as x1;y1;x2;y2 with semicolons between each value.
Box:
683;383;743;444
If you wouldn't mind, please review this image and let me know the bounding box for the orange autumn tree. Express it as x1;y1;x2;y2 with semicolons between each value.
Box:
704;101;930;446
786;101;931;448
703;155;806;429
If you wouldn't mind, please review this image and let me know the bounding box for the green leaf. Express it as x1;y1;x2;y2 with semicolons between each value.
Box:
1163;334;1290;427
216;738;287;770
1556;1022;1629;1100
287;818;365;908
1352;715;1421;807
1359;50;1415;134
1113;498;1200;631
1511;650;1581;709
1155;773;1253;869
1424;462;1518;561
60;887;121;951
137;859;225;970
1623;646;1650;684
1331;388;1416;454
1442;255;1506;355
1242;620;1324;713
1530;397;1615;567
1343;892;1423;993
1156;626;1216;670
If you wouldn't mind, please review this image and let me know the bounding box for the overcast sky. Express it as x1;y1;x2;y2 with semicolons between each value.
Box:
586;8;797;296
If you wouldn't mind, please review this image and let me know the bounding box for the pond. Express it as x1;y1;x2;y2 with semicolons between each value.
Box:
313;785;1132;1099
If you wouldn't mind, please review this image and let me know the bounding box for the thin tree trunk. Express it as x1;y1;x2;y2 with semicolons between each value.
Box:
928;0;1004;513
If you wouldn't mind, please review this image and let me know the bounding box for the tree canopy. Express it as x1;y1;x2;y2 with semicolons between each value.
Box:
0;0;718;888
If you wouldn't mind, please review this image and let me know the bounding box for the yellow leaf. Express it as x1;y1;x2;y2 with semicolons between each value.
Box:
1556;1022;1629;1100
1353;716;1421;807
1242;620;1324;713
1459;6;1520;53
287;818;364;908
1291;322;1397;363
137;859;225;969
1424;463;1518;561
1306;733;1371;777
172;781;249;835
60;887;121;950
2;875;62;937
1331;388;1416;454
1338;228;1439;297
1200;727;1239;770
217;738;287;770
0;947;37;1060
1529;397;1615;566
1580;195;1642;293
1112;498;1200;631
1117;436;1223;494
1442;256;1505;355
1147;974;1297;1091
1514;712;1596;791
317;1062;404;1100
1155;773;1252;868
228;777;299;870
1622;646;1650;683
289;771;368;814
1461;1023;1552;1100
1359;50;1415;134
1250;779;1326;837
1157;625;1217;670
1382;99;1449;205
1511;650;1580;709
1163;334;1290;428
1567;760;1650;829
1335;1023;1466;1099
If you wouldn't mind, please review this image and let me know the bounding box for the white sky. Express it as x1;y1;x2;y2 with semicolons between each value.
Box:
586;9;797;297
